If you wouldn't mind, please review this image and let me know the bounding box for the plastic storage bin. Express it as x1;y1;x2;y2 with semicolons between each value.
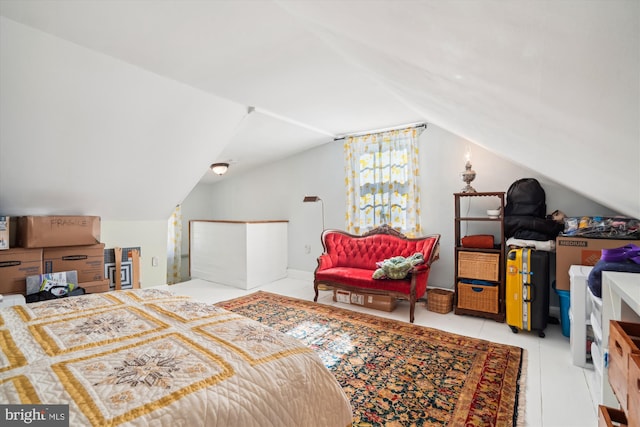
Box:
554;281;571;337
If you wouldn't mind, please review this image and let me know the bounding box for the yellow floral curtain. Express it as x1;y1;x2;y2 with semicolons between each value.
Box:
344;127;422;236
167;205;182;285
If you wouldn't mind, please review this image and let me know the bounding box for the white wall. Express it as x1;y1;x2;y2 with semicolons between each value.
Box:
179;185;215;255
183;140;345;276
182;124;619;290
0;17;246;221
3;14;631;292
100;220;168;288
0;18;248;288
419;125;617;289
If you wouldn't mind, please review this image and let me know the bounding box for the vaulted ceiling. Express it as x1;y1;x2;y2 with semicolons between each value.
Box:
1;0;638;219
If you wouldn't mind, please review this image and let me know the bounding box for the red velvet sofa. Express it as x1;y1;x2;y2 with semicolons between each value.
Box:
313;225;440;323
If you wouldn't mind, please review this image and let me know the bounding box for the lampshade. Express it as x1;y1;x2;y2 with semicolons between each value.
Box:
210;163;229;176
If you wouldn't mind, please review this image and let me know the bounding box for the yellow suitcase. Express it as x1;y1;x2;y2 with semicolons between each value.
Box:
506;248;550;337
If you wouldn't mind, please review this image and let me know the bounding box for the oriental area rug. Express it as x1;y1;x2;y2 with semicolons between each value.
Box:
217;291;526;427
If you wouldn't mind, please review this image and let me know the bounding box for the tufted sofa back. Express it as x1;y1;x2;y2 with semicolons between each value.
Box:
322;230;439;270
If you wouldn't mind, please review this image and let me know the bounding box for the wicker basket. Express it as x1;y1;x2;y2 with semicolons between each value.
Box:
457;252;500;281
456;282;499;314
426;289;454;314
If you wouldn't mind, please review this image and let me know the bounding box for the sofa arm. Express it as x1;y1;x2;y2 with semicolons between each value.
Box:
316;254;334;271
430;242;440;263
412;263;431;273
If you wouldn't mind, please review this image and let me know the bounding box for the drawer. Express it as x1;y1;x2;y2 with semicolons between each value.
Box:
457;252;499;281
598;405;628;427
609;320;640;413
456;282;499;314
628;354;640;427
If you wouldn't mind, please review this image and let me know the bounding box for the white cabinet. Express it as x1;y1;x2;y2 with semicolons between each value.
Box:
189;220;288;289
600;271;640;407
569;265;594;367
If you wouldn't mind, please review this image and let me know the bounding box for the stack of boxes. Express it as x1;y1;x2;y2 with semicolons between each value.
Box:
0;215;110;297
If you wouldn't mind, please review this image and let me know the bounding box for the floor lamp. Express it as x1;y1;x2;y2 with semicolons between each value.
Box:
304;195;328;291
303;195;325;230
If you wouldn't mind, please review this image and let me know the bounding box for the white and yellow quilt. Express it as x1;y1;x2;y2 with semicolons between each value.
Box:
0;289;352;426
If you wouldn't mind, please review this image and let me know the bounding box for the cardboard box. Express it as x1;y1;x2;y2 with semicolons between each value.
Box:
334;289;397;312
0;248;43;295
0;216;9;250
556;236;640;290
43;244;105;283
17;216;101;248
81;279;110;294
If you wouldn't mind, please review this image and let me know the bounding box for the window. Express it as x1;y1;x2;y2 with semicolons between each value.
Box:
344;126;423;236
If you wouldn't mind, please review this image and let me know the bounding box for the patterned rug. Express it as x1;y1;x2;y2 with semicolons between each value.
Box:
217;291;525;427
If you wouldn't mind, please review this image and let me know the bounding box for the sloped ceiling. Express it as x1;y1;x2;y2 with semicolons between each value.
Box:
0;0;638;219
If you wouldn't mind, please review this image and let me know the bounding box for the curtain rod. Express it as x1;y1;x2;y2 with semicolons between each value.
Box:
333;122;427;141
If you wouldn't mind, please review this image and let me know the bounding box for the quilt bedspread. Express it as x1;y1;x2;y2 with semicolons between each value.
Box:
0;289;352;427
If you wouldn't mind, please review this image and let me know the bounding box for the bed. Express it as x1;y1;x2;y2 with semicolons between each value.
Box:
0;289;353;427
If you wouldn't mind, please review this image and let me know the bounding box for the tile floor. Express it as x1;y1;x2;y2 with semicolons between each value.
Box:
158;275;599;427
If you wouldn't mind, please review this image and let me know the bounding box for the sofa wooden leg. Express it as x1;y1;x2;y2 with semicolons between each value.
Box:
314;283;319;302
410;299;415;323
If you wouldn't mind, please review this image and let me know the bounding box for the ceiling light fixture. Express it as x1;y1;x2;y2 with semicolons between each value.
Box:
210;162;229;176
